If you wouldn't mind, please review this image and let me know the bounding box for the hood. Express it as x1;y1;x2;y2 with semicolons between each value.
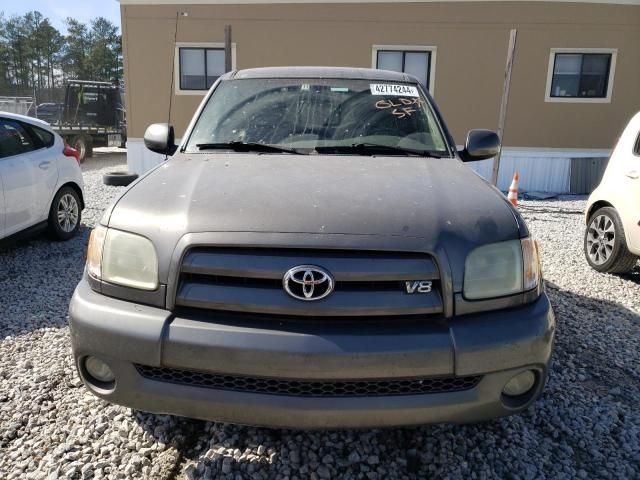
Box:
107;154;522;282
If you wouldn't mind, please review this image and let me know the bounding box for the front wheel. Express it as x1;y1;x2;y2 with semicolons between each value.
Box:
48;187;82;241
584;206;638;274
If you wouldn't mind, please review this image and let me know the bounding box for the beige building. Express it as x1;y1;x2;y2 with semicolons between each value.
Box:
119;0;640;192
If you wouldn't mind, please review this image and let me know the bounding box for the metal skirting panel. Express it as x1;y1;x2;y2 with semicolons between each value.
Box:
127;138;178;175
569;157;610;194
466;154;571;193
127;142;608;195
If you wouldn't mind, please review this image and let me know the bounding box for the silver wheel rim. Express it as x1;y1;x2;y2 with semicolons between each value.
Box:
75;141;85;160
586;214;615;265
57;194;79;233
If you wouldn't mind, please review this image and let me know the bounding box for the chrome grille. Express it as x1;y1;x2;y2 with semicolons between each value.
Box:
174;248;442;317
136;365;481;397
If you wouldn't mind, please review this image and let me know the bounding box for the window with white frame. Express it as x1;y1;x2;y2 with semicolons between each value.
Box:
179;47;225;90
546;49;616;102
175;43;236;94
372;46;436;93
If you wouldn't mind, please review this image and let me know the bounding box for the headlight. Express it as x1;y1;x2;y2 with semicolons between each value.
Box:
87;225;107;279
521;237;541;291
464;238;540;300
86;226;159;291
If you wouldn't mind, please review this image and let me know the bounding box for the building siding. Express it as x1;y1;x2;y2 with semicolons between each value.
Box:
121;1;640;145
120;1;639;191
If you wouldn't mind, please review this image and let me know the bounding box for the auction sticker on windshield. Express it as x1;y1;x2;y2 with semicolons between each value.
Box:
370;84;419;97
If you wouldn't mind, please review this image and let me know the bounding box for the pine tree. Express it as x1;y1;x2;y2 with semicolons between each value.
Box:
0;11;122;95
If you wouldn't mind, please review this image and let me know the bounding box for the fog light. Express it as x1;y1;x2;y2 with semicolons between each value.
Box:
502;370;536;397
84;356;115;383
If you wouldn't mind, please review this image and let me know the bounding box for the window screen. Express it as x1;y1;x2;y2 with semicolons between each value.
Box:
376;50;431;89
550;53;612;98
180;47;226;91
206;50;225;88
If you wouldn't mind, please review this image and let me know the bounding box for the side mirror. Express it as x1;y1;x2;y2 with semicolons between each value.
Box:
459;129;501;162
144;123;177;155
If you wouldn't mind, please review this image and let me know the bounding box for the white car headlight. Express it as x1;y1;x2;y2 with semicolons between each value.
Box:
464;238;540;300
86;226;159;291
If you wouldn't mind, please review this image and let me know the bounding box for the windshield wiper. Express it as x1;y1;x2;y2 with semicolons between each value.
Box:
315;143;445;158
196;141;305;155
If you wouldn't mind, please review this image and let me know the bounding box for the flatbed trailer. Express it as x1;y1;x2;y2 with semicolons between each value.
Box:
48;80;127;162
52;123;126;161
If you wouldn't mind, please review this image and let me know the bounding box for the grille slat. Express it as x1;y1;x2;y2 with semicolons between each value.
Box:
136;365;481;397
176;248;443;317
181;248;440;281
180;273;409;292
176;282;443;316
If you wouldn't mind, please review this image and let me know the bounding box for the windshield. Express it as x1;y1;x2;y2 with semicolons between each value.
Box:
185;78;451;156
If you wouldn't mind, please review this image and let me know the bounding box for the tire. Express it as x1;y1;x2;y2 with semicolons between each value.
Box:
71;135;91;163
584;206;638;274
103;171;139;187
48;186;82;241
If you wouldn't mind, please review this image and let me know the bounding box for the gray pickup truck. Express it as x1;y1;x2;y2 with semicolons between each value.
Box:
69;67;555;428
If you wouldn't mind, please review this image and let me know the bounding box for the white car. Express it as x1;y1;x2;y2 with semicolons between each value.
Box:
585;111;640;273
0;112;85;242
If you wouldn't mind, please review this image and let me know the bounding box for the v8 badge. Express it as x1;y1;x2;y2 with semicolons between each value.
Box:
405;280;433;294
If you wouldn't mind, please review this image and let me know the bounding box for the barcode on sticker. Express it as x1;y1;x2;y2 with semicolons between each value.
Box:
370;84;419;97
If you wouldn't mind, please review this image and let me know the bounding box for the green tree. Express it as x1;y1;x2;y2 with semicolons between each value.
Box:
3;14;32;89
87;17;122;83
0;11;122;93
0;14;11;90
24;11;46;90
40;20;64;88
62;18;91;81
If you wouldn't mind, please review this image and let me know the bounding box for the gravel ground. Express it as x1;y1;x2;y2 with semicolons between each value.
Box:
1;154;639;479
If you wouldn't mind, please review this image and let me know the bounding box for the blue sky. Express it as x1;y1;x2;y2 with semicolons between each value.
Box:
1;0;121;33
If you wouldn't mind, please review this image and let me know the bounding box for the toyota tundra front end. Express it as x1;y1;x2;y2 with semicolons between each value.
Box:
69;67;555;428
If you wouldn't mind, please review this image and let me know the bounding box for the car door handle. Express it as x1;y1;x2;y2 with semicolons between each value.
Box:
39;161;51;170
625;170;639;179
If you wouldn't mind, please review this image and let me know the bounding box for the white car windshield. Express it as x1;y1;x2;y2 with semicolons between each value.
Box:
185;78;451;157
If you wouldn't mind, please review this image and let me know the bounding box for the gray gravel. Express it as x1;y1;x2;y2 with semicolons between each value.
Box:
1;157;639;479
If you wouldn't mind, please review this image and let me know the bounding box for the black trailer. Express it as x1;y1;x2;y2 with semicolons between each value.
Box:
48;80;126;162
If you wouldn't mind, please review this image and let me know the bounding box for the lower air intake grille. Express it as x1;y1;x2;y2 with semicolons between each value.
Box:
135;365;481;397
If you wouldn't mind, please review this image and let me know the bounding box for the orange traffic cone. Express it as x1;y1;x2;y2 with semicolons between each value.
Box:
507;172;519;207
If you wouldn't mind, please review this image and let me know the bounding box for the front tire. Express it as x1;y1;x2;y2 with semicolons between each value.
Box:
48;187;82;241
584;206;638;274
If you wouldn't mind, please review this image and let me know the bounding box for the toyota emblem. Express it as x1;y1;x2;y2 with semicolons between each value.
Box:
283;265;334;301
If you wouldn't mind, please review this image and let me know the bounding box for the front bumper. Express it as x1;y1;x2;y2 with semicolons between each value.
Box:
69;279;555;428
